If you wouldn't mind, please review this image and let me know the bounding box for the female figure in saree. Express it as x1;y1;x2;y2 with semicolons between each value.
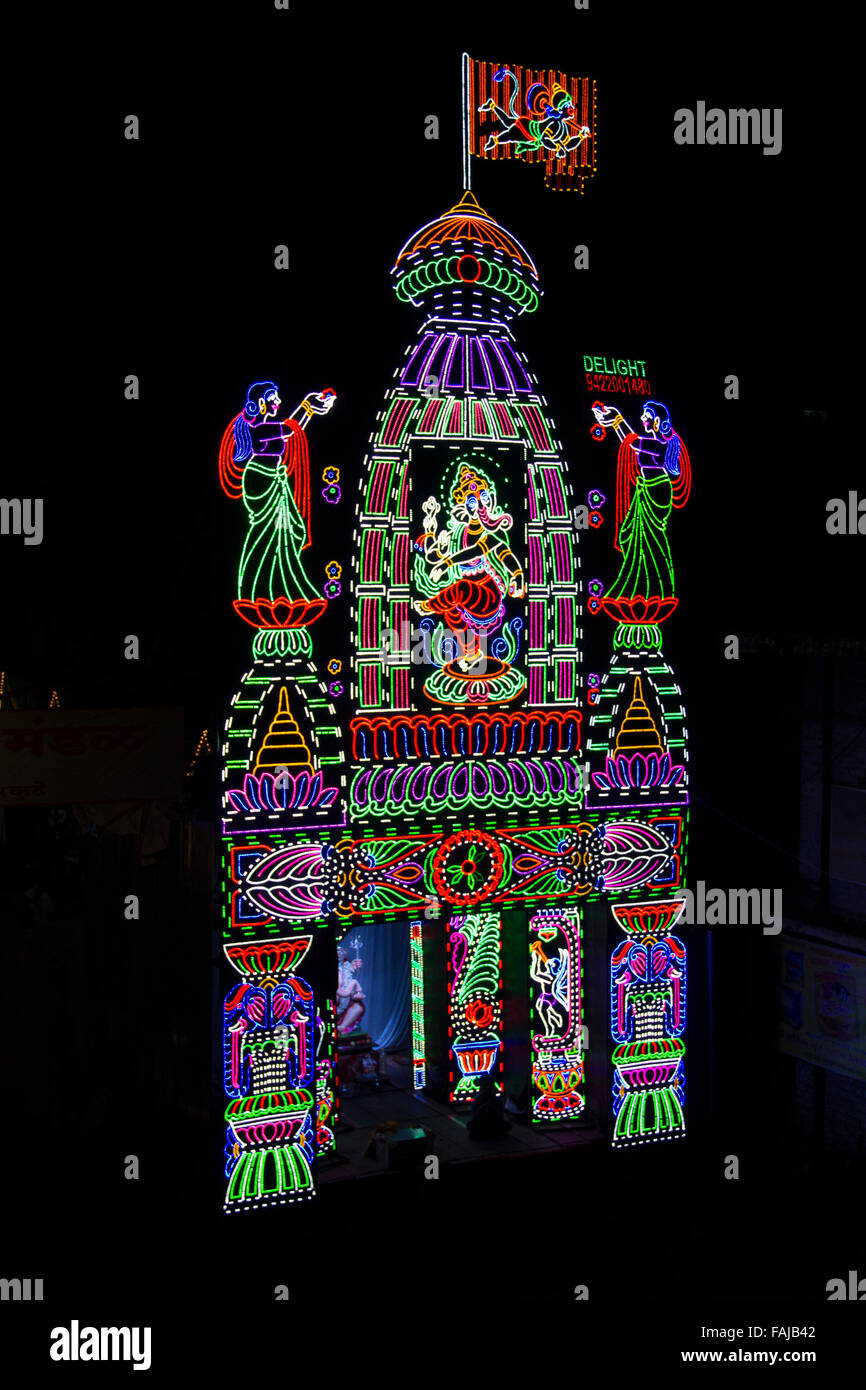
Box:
591;399;691;601
219;381;336;625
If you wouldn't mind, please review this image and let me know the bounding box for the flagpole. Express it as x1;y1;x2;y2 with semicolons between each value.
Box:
462;51;471;190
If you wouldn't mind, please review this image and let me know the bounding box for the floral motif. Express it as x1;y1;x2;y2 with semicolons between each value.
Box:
600;595;678;624
232;596;327;630
227;770;339;814
431;828;505;906
592;751;686;792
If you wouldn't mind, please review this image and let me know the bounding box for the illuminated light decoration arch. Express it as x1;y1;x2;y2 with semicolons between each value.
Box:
218;181;694;1212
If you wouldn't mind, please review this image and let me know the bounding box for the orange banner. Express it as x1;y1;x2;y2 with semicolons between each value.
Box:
466;58;597;193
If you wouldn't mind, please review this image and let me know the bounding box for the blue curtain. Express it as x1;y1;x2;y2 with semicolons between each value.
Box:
351;921;411;1052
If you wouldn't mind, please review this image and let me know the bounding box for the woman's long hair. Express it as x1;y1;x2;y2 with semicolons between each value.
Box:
614;402;691;552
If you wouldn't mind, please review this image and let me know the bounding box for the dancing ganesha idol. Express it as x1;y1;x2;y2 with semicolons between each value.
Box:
413;461;525;704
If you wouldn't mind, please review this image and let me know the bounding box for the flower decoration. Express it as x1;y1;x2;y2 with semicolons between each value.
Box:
324;561;342;600
431;829;504;906
591;752;686;792
226;769;338;814
232;597;326;629
600;595;678;624
465;1000;495;1030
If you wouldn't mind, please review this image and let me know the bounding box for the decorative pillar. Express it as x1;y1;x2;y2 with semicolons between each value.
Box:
315;994;337;1153
223;938;317;1210
609;901;687;1146
447;910;503;1102
586;393;692;1143
409;918;427;1090
528;907;584;1122
218;381;344;1211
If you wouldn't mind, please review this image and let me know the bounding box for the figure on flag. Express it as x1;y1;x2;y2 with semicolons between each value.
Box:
464;55;597;193
479;69;591;161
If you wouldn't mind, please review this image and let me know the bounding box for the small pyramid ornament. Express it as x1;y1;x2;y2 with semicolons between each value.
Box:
612;676;665;754
253;686;314;775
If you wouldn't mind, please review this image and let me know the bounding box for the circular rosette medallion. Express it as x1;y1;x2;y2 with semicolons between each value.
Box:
431;828;504;906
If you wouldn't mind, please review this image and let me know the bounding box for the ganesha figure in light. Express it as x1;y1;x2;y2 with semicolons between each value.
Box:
413;461;525;705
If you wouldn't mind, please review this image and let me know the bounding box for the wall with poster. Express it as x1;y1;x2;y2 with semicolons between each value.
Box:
776;928;866;1083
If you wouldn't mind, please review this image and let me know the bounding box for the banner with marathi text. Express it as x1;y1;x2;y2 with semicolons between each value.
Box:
465;56;597;193
0;707;184;805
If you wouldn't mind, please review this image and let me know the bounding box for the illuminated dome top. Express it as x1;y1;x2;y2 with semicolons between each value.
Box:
393;190;538;274
391;190;540;321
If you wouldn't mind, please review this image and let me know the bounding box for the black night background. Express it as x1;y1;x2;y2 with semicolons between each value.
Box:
2;0;861;1376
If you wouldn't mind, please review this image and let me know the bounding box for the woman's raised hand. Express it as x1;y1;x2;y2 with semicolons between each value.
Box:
307;389;337;415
